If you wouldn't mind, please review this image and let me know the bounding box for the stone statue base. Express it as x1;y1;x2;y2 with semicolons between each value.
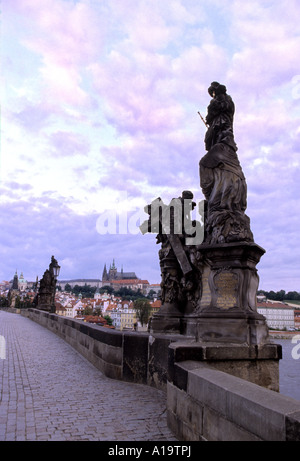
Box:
37;304;54;313
150;311;185;335
150;241;270;346
182;312;269;344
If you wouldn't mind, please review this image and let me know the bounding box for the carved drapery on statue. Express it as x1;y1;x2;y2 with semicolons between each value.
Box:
199;81;253;244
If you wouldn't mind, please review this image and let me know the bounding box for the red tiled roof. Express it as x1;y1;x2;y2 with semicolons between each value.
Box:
257;302;294;308
84;315;108;324
151;300;162;308
110;279;149;284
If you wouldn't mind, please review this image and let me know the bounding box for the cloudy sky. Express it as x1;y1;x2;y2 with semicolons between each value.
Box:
1;0;300;292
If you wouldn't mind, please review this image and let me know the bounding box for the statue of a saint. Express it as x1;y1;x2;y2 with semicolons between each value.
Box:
199;82;253;244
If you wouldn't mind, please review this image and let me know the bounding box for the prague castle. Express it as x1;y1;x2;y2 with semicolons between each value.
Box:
57;260;142;290
102;259;138;282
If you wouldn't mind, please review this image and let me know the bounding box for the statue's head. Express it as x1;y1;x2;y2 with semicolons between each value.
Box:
208;82;227;97
182;190;193;200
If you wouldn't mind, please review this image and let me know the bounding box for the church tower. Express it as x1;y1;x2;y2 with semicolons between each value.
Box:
102;264;108;282
12;271;19;290
109;259;118;280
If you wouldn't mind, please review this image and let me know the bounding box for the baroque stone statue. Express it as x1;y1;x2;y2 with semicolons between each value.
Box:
199;81;253;244
140;191;203;323
140;82;281;391
140;82;271;344
33;256;60;312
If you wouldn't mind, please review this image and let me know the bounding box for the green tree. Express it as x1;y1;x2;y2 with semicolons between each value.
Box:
286;291;300;301
147;289;156;300
19;295;33;309
104;315;113;325
268;290;277;300
94;307;103;317
114;287;147;301
72;284;96;298
133;298;151;326
100;285;114;294
276;290;286;301
64;283;72;292
82;306;93;315
0;296;8;307
14;296;21;308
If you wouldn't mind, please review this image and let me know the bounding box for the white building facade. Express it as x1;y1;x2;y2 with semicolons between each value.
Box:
257;302;295;330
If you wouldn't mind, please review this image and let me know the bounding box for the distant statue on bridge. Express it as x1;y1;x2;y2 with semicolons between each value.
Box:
33;256;60;313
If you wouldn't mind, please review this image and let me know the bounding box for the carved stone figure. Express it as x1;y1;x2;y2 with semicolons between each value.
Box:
34;256;60;312
140;192;203;331
7;271;20;308
199;81;253;244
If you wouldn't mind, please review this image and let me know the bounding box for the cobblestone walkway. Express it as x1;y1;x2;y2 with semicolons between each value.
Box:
0;310;177;441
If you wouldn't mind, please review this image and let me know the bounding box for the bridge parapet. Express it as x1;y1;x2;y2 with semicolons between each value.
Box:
24;309;180;390
22;309;300;441
168;361;300;441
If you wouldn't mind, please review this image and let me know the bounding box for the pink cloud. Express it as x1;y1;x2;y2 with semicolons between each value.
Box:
49;131;90;157
8;0;104;66
2;0;300;291
5;0;105;109
89;53;185;135
227;0;300;92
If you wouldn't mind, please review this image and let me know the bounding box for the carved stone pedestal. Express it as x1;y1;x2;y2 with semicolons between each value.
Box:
37;287;54;312
150;311;185;335
37;303;53;313
183;241;269;344
150;241;282;390
151;241;270;345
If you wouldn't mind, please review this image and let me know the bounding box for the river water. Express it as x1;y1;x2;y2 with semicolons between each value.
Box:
275;338;300;401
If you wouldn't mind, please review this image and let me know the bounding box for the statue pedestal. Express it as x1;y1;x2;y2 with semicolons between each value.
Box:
151;241;269;345
150;311;185;335
184;242;269;344
147;231;283;389
37;304;52;312
150;241;282;390
36;290;54;312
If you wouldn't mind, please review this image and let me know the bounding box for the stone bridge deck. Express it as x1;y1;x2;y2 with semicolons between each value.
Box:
0;311;176;441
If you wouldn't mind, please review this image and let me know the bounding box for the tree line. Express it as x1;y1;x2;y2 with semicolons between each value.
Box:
64;283;158;301
258;290;300;302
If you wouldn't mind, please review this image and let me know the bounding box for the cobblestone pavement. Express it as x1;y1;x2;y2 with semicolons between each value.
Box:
0;310;177;441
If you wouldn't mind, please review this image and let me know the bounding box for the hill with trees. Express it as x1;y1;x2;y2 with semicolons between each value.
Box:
258;289;300;303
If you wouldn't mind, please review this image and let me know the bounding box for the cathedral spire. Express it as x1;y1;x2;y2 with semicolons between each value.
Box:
102;263;108;281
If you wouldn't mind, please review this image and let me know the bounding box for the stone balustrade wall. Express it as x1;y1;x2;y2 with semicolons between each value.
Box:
167;361;300;441
22;308;177;390
20;308;300;441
